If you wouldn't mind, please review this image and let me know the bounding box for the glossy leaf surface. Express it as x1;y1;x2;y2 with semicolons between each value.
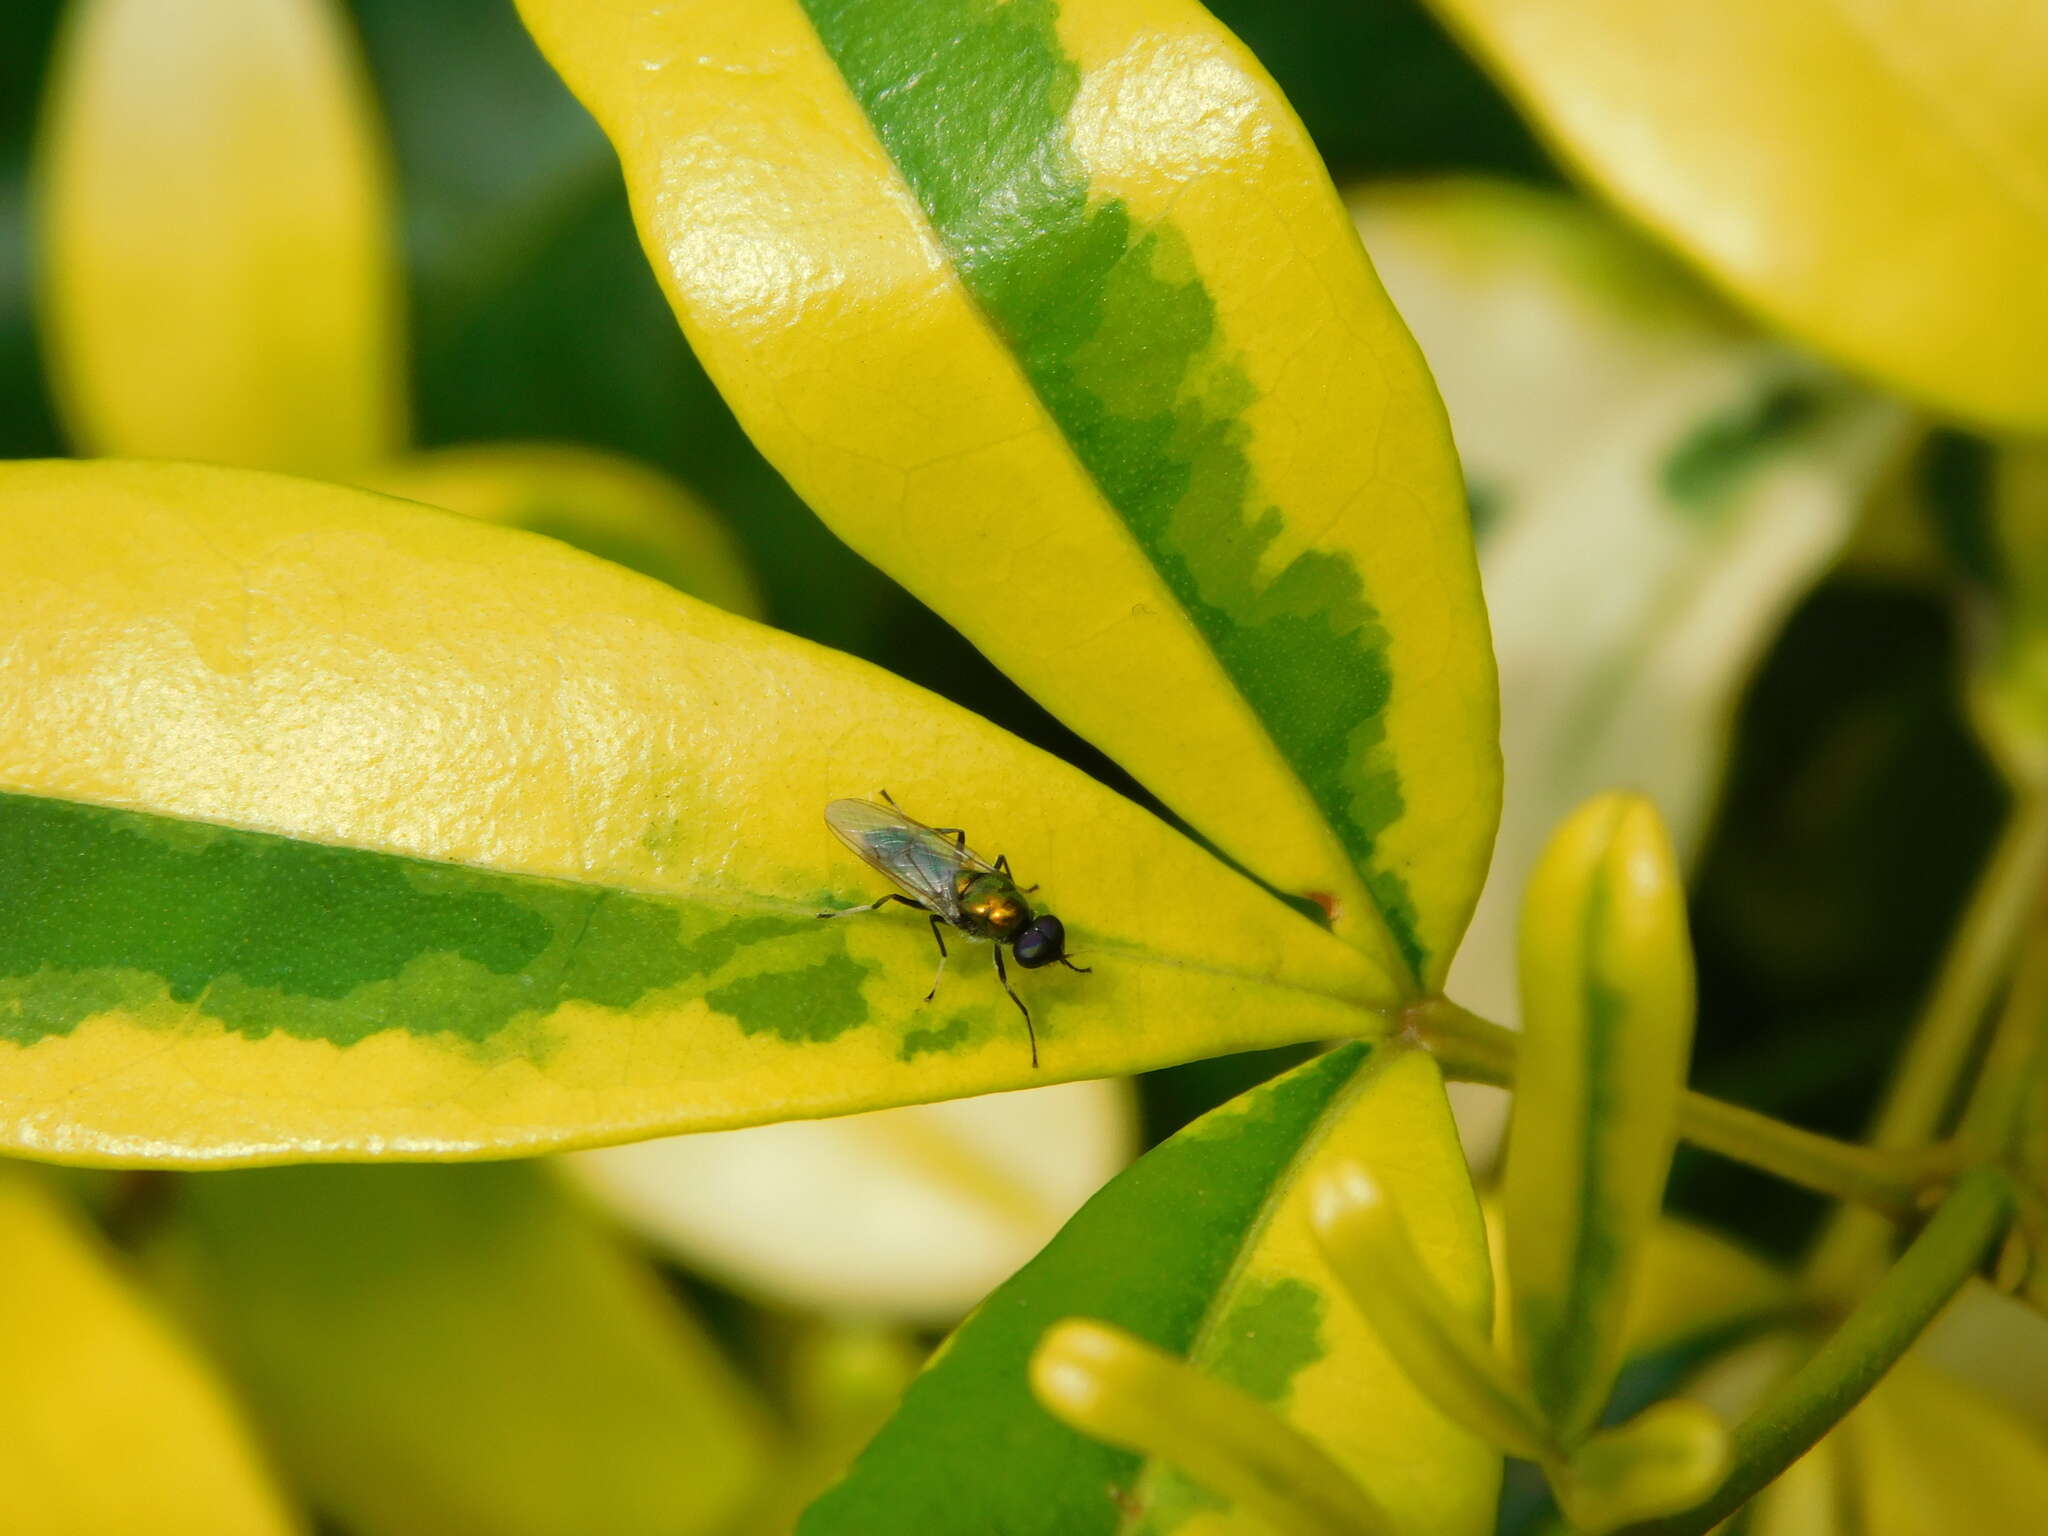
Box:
803;1044;1498;1534
1353;180;1904;1045
0;460;1390;1164
573;1077;1134;1322
1506;794;1695;1440
37;0;402;471
1423;0;2048;431
0;1169;297;1536
516;0;1501;986
152;1162;772;1536
459;450;1141;1326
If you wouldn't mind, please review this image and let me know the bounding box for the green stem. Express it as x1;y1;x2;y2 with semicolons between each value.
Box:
1807;792;2048;1288
1411;1003;1937;1219
1675;1096;1939;1223
1862;793;2048;1150
1619;1168;2016;1536
1957;896;2048;1156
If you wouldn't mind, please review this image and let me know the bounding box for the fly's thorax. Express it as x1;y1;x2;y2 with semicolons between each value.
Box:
956;871;1032;941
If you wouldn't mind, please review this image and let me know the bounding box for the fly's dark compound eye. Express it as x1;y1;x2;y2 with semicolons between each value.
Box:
1012;914;1066;969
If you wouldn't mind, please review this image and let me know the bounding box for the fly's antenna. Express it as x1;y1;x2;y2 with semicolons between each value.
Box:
1061;954;1091;974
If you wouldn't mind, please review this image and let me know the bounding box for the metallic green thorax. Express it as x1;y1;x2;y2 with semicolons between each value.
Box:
954;871;1031;942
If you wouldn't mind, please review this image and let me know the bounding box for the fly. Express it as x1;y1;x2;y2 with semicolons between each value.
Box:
816;792;1087;1067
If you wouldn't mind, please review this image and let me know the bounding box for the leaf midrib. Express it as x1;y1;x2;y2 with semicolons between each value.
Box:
1;783;1392;1018
780;0;1414;991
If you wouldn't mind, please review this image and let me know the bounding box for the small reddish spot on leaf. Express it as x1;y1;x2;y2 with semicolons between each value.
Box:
1304;890;1341;924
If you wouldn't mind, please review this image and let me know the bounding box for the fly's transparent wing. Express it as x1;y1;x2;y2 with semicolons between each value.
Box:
824;798;986;919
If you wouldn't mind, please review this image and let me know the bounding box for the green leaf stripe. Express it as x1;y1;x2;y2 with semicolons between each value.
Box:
0;790;860;1053
1531;851;1627;1428
795;0;1423;978
800;1043;1368;1534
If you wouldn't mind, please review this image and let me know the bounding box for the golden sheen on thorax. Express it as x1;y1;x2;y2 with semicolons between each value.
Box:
957;875;1028;942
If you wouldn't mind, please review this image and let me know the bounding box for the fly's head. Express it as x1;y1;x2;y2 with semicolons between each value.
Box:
1011;914;1067;969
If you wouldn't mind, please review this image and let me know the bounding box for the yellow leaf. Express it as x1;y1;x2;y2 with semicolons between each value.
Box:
1751;1355;2048;1534
151;1162;772;1536
0;1168;297;1536
1139;1051;1501;1536
813;1045;1499;1535
0;460;1391;1164
1315;1158;1555;1465
1507;793;1695;1440
515;0;1499;987
411;449;1135;1329
572;1077;1134;1322
1619;1218;1793;1360
1919;1280;2048;1445
1423;0;2048;431
1479;1205;1794;1364
1030;1319;1397;1536
1744;1424;1847;1536
37;0;403;473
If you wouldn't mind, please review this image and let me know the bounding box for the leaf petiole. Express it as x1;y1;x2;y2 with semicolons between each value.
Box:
1408;1002;1949;1218
1805;791;2048;1290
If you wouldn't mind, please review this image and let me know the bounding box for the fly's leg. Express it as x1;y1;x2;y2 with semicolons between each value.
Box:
924;915;949;1003
879;788;966;849
993;944;1039;1069
992;852;1038;893
817;892;928;919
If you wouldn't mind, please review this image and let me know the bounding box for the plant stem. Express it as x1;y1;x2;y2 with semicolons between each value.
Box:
1806;792;2048;1289
1410;1003;1937;1219
1674;1096;1936;1223
1863;793;2048;1149
1957;894;2048;1156
1618;1168;2015;1535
